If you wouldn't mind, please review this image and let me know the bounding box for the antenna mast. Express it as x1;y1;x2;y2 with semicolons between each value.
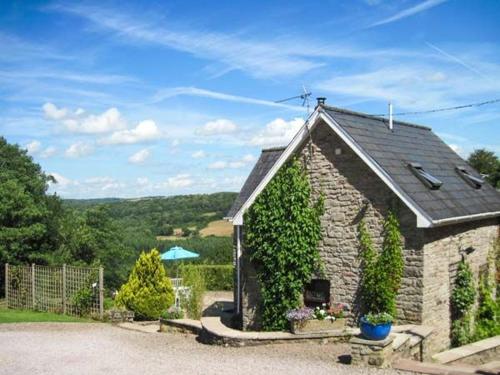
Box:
274;86;312;114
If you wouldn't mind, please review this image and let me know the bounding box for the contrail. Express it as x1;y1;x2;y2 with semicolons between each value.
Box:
426;42;487;79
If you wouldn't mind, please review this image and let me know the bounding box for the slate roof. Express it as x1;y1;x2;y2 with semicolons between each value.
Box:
323;106;500;221
225;146;285;219
227;105;500;224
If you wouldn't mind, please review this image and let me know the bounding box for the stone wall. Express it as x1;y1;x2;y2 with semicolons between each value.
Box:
298;121;425;324
236;119;498;347
421;220;498;352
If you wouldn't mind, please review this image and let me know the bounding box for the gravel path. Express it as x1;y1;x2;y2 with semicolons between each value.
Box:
0;323;409;375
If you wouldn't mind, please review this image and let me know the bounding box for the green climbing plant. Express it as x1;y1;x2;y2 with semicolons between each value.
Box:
450;258;476;346
358;211;404;318
244;158;324;331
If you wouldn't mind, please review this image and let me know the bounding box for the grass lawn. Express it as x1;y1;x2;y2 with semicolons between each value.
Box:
0;300;93;323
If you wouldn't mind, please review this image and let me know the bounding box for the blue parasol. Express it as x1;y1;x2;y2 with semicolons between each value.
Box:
161;246;199;261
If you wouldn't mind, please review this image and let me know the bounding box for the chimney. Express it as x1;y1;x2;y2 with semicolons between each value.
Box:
388;102;393;131
316;97;326;107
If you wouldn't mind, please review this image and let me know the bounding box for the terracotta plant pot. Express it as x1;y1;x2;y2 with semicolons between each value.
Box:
290;318;346;334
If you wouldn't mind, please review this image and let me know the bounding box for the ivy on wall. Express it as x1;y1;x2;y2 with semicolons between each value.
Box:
358;211;404;318
244;158;324;331
450;258;476;347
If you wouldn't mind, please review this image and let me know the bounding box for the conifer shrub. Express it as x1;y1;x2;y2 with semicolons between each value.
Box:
116;249;174;320
358;211;404;318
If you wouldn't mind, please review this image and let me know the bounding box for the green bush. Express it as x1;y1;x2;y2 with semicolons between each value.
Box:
180;265;206;319
450;258;476;346
182;265;232;290
358;211;404;318
473;274;499;341
451;260;476;317
116;249;174;320
161;306;184;320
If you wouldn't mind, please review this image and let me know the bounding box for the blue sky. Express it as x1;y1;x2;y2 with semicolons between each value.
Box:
1;0;499;198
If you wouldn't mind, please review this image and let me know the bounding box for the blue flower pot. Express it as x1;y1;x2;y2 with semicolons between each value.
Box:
360;316;392;341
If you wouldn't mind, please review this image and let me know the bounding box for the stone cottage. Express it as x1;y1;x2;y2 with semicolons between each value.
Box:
225;101;500;352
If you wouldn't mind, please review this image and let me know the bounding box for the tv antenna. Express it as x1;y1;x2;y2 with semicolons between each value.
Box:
274;85;312;113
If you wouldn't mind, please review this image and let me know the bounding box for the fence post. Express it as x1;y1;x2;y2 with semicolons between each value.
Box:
31;263;36;310
99;267;104;320
5;263;8;307
62;264;67;314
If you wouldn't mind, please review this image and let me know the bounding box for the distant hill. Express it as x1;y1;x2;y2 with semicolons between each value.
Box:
64;192;237;237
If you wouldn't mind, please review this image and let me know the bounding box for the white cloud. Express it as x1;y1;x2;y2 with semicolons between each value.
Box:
43;102;126;134
40;146;57;158
191;150;206;159
49;172;75;187
100;120;161;145
136;177;149;186
208;153;257;169
208;161;228;170
197;119;237;136
128;148;151;164
65;142;94;158
25;140;41;155
314;62;500;112
249;118;304;147
241;154;256;163
50;5;323;78
171;139;180;147
165;174;193;188
43;102;68;120
369;0;447;28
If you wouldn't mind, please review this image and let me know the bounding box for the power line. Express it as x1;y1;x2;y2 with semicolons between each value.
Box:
370;98;500;117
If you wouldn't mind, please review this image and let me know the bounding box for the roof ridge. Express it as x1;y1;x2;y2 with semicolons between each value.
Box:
320;104;432;131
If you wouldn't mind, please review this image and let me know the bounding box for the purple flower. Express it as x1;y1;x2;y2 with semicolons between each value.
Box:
286;307;313;322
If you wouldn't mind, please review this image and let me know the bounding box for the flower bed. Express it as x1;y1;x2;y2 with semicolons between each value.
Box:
286;303;348;334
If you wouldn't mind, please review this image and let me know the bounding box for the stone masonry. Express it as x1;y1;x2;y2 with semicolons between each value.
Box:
236;120;499;353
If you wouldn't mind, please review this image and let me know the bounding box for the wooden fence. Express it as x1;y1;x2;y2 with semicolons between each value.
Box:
4;264;103;319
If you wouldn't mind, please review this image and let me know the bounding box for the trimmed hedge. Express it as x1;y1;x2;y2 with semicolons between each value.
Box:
182;265;233;291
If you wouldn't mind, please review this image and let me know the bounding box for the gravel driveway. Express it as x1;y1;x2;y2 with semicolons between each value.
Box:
0;323;408;375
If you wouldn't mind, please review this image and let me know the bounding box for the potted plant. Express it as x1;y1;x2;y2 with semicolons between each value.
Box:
286;303;348;334
359;312;393;341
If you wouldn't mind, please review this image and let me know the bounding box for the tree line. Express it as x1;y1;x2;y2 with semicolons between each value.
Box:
0;137;235;295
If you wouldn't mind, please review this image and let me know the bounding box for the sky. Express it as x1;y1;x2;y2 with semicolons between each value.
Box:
1;0;499;199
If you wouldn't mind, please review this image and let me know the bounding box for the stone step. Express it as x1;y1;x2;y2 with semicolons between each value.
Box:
392;333;411;351
393;359;478;375
477;361;500;375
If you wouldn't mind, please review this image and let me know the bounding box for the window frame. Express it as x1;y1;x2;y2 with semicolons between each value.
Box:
408;162;443;190
455;166;483;189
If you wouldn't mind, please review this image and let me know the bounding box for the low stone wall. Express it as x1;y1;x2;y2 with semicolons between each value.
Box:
106;310;134;323
432;335;500;366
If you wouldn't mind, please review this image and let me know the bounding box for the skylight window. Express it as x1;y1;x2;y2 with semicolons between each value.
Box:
408;163;443;190
456;166;483;189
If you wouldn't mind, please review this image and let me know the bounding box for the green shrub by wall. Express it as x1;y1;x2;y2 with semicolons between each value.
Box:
180;265;206;319
182;265;232;290
116;249;174;320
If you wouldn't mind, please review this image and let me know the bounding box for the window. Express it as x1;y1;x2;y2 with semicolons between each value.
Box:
456;166;483;189
408;162;443;190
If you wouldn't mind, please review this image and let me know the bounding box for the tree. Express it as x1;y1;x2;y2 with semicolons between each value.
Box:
0;137;62;295
54;206;134;290
467;149;500;188
115;249;174;320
